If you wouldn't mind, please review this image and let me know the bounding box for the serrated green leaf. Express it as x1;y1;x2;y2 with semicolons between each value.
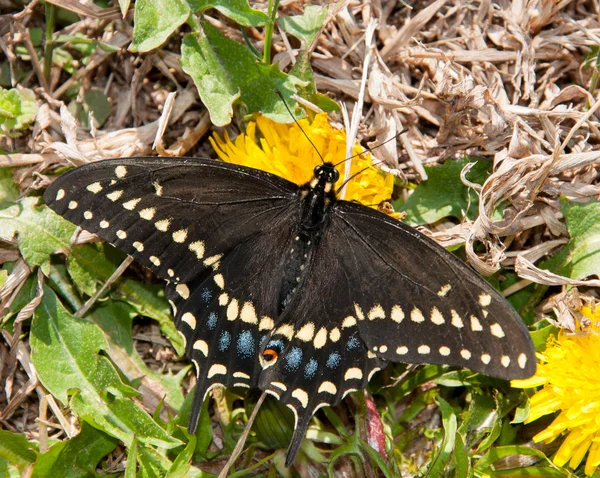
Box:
131;0;191;52
181;21;302;126
31;286;182;449
541;198;600;281
277;5;328;46
187;0;268;26
401;158;491;226
0;197;77;274
31;423;117;478
0;429;37;469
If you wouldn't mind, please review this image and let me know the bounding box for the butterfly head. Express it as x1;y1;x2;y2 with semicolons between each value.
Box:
311;163;339;193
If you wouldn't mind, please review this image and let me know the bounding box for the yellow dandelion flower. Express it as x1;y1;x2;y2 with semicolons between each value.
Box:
209;113;395;209
512;306;600;476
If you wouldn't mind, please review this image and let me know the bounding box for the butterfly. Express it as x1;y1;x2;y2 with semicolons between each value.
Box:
43;156;535;466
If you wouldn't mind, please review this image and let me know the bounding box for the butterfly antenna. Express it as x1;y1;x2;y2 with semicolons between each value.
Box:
332;128;407;168
275;90;325;164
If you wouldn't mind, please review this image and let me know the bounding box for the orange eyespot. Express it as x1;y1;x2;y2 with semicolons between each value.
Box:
262;349;278;362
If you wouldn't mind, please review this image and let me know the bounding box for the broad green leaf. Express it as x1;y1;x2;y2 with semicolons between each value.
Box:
0;429;37;470
277;5;328;46
401;158;491;226
131;0;191;52
181;21;302;126
91;300;186;409
180;29;237;126
31;423;117;478
187;0;268;26
31;286;182;449
541;198;600;281
0;197;77;274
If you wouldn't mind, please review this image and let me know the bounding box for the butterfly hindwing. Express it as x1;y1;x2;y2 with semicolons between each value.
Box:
256;219;386;466
165;200;301;431
331;201;536;379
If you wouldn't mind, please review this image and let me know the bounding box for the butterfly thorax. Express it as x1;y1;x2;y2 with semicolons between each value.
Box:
278;164;339;311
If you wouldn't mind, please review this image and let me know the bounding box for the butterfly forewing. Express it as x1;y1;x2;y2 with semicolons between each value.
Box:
331;201;536;379
44;158;298;283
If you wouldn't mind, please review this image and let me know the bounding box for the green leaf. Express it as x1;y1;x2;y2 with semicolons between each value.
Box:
119;0;132;18
540;198;600;281
0;168;20;205
0;429;37;470
31;423;117;478
138;446;173;477
277;5;328;46
187;0;268;26
180;28;238;126
0;197;77;274
0;87;37;136
54;34;120;53
31;286;182;449
401;158;491;226
91;300;186;409
166;435;195;477
131;0;191;52
474;445;555;474
83;90;111;128
180;21;302;126
427;397;457;476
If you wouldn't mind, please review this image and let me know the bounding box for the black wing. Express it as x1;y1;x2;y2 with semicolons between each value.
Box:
44;157;301;430
332;201;536;379
167;199;300;430
44;157;298;284
256;216;386;466
257;199;535;466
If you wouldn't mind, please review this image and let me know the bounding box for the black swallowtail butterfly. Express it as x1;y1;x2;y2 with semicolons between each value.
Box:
43;156;535;466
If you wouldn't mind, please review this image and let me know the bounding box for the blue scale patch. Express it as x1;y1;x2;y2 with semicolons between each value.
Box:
285;347;303;372
266;339;284;352
200;288;212;303
346;335;361;350
206;312;217;330
237;330;255;359
327;352;341;369
304;358;318;379
218;331;231;352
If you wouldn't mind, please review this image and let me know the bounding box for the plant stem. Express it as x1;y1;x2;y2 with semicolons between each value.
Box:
262;0;280;64
43;3;56;87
